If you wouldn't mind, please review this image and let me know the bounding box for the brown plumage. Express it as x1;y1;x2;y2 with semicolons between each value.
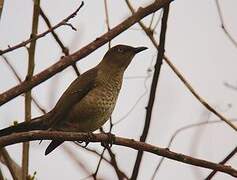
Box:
0;44;147;155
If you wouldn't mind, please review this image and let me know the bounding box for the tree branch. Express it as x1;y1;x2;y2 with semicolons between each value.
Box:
0;1;84;56
125;0;237;132
0;148;21;180
0;0;174;106
130;3;170;180
205;146;237;180
39;6;80;76
0;131;236;178
22;0;41;178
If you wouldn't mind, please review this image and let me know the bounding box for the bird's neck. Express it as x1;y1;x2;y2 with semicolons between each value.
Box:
96;64;124;88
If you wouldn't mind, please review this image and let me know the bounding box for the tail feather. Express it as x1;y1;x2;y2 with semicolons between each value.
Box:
0;115;49;137
45;140;63;155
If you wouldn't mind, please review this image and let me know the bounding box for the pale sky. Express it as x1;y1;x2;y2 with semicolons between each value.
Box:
0;0;237;179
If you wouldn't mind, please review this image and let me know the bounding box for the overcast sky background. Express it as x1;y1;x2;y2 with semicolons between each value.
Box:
0;0;237;179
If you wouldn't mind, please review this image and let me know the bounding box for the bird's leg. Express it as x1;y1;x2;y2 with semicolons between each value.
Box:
101;132;115;148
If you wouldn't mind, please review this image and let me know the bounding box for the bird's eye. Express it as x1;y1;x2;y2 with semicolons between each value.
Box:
117;48;123;53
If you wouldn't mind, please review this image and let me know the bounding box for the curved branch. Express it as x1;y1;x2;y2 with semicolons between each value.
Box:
0;131;236;178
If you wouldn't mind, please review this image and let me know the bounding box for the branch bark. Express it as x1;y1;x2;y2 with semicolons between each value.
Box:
0;131;236;178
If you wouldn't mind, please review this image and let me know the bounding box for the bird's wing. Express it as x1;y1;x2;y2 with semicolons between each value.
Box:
48;67;98;128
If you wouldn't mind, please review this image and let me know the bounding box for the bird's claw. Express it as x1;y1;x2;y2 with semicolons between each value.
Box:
101;132;115;148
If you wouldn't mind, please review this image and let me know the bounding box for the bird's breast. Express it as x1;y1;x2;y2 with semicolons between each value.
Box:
66;78;122;132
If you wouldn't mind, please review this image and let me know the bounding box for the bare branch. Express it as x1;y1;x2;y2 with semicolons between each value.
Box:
205;146;237;180
92;147;106;179
0;131;236;178
104;0;111;48
152;118;237;179
107;147;129;180
130;3;170;180
125;0;237;132
1;55;46;114
0;1;84;56
39;6;80;76
0;148;21;180
215;0;237;48
62;145;92;175
22;0;41;178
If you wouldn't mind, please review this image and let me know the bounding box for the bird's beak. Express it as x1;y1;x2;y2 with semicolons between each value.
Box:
134;46;148;54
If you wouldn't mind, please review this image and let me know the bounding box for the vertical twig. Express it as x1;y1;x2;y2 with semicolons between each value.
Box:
0;169;3;180
130;3;170;180
22;0;40;179
92;148;106;179
104;0;111;48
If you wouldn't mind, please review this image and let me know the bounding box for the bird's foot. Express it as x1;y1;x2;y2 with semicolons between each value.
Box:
77;132;95;148
101;132;115;148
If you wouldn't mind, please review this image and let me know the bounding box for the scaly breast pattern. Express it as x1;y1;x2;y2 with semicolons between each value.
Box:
64;72;122;132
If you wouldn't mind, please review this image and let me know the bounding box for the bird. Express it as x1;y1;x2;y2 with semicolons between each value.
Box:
0;44;147;155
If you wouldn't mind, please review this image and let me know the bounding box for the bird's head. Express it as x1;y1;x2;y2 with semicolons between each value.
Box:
99;44;147;71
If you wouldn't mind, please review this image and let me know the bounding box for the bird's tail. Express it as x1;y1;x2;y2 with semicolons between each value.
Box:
0;114;50;137
45;140;63;155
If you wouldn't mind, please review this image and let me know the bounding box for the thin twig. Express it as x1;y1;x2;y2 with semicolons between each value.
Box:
104;0;111;48
165;55;237;131
1;55;42;179
0;1;84;56
224;82;237;91
0;0;174;106
152;10;163;31
1;55;46;113
0;148;21;180
124;0;237;132
215;0;237;48
92;148;106;179
151;118;237;179
205;146;237;179
107;147;129;180
0;131;237;178
148;13;156;29
74;142;111;164
39;6;80;76
62;145;92;175
130;3;170;180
